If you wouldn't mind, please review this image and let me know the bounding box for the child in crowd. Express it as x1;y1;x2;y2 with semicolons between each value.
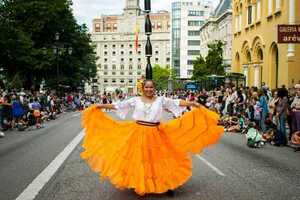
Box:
246;122;265;148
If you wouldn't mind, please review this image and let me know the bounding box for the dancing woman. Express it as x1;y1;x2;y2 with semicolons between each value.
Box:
81;80;224;196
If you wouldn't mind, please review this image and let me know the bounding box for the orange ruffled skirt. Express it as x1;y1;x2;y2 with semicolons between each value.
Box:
81;105;224;195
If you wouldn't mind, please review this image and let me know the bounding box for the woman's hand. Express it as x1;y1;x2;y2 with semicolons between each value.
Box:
192;102;202;108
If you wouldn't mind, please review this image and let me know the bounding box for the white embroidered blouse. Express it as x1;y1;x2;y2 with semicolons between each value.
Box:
113;96;185;123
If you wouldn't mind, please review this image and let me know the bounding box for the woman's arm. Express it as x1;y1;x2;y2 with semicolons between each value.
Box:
179;100;201;108
96;104;116;110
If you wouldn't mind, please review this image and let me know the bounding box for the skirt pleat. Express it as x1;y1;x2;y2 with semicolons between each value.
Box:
81;105;223;195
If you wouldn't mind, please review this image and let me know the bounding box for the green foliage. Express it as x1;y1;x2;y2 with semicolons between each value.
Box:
153;64;171;91
191;40;226;81
0;0;97;90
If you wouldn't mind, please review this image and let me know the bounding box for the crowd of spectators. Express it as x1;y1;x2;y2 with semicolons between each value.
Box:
160;83;300;149
0;89;96;137
2;84;300;151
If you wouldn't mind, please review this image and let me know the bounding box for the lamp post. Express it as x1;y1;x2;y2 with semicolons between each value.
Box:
144;0;152;80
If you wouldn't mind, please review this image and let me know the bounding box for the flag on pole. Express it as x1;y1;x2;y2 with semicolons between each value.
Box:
134;22;140;53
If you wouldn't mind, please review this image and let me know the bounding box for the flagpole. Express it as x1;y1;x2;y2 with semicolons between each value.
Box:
144;0;152;80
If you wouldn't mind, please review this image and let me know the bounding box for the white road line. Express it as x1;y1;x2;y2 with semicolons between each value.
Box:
196;155;226;177
71;113;81;117
15;130;84;200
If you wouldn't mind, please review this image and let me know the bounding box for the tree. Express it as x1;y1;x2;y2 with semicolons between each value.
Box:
191;55;208;81
205;40;226;75
153;64;171;91
191;40;226;81
0;0;97;90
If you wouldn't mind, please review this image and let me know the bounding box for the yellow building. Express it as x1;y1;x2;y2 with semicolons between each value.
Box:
232;0;300;89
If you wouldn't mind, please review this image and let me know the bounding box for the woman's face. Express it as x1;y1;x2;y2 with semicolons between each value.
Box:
143;81;155;98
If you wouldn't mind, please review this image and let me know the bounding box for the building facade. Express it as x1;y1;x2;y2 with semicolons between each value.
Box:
171;0;213;79
232;0;300;89
90;0;170;94
199;0;232;70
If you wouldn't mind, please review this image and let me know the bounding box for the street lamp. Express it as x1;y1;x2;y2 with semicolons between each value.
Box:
144;0;152;80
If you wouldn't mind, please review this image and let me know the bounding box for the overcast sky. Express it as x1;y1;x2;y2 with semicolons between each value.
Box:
72;0;220;31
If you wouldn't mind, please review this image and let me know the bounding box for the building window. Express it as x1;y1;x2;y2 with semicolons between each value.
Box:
188;50;200;55
104;58;108;62
129;58;133;62
112;65;116;70
129;79;133;83
188;21;204;26
129;44;133;48
104;51;108;55
120;71;124;75
188;11;204;16
112;51;116;56
121;58;124;62
104;44;107;48
247;5;253;25
104;72;108;75
138;64;142;69
95;23;100;32
166;57;170;62
188;70;193;75
155;51;159;55
129;65;133;70
104;79;108;83
121;65;124;70
112;44;116;48
129;72;133;75
121;44;124;48
112;79;116;83
120;79;125;83
104;65;108;69
138;51;141;55
112;71;116;75
138;58;141;62
187;60;194;65
137;71;141;75
188;40;201;46
129;51;133;55
188;31;200;36
155;58;159;62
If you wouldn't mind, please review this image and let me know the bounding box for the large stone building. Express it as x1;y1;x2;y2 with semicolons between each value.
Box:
199;0;232;70
232;0;300;88
171;0;213;79
90;0;170;94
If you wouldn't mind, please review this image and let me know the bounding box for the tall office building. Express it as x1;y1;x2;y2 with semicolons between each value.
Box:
90;0;170;94
171;0;213;79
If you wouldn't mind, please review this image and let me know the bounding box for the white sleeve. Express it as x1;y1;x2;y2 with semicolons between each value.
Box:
162;97;186;117
113;97;136;119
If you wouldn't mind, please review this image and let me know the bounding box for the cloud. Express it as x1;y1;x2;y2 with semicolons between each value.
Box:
72;0;219;31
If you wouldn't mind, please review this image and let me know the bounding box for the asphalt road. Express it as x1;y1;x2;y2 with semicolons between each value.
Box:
1;111;300;200
0;111;82;200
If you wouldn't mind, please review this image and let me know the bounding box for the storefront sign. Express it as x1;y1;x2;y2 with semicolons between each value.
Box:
278;25;300;43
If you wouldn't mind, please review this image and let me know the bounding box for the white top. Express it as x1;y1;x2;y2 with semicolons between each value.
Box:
113;96;185;122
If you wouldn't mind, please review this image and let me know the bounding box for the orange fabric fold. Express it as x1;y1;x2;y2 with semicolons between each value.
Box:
81;105;224;195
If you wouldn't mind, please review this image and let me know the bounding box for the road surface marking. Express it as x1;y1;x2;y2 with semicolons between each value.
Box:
15;130;84;200
196;155;226;176
72;113;81;117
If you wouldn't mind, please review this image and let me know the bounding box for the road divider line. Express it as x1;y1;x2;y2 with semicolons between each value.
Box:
196;155;226;176
15;130;84;200
72;113;81;117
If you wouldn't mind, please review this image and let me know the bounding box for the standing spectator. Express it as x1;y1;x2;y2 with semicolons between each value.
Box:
291;86;300;132
258;90;269;132
274;89;289;146
11;95;25;128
